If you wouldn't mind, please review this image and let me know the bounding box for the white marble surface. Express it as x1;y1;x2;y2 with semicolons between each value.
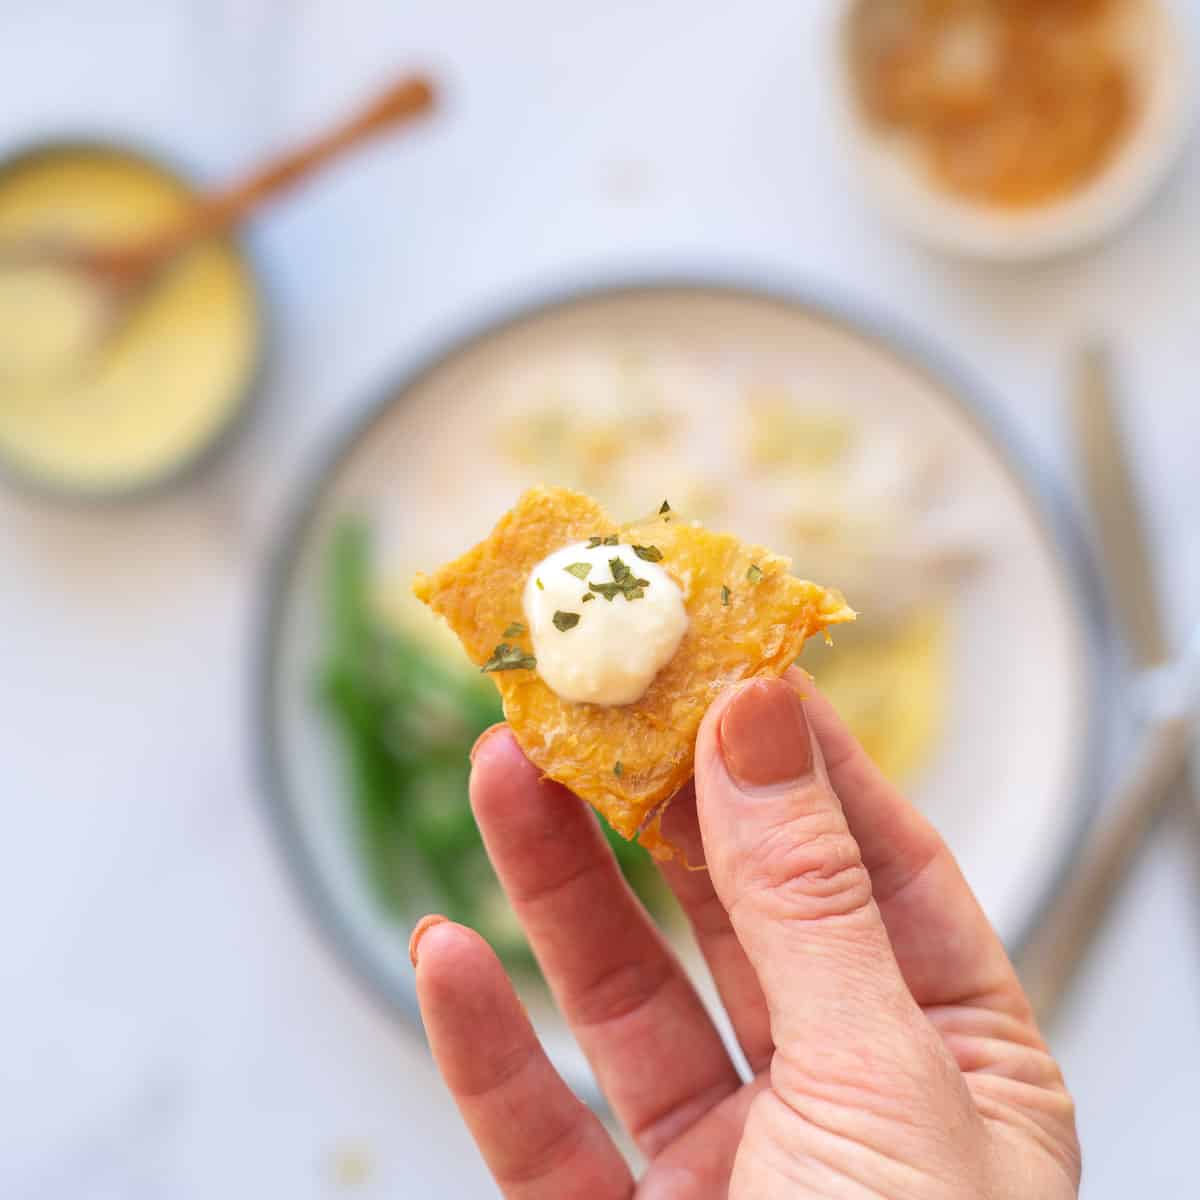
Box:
1;3;1198;1197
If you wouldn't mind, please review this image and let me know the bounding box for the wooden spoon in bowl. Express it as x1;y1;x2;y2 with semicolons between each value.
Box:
0;74;435;381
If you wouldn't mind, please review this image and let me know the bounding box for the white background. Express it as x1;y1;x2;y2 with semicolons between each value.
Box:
1;2;1198;1196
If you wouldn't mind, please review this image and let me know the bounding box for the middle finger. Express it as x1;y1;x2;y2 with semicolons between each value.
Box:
658;785;774;1075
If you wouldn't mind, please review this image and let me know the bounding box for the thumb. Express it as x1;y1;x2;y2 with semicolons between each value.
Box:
695;677;936;1068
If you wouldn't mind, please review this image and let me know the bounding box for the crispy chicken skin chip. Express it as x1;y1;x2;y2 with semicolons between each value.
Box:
413;486;854;857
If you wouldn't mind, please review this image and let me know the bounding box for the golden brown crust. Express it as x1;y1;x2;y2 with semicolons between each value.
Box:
414;486;854;853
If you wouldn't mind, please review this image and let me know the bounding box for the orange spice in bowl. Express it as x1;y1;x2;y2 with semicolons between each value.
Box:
849;0;1138;209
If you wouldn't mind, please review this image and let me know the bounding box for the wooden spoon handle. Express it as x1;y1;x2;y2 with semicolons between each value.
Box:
99;74;435;277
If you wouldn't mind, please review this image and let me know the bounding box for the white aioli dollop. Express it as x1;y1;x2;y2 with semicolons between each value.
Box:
523;541;689;706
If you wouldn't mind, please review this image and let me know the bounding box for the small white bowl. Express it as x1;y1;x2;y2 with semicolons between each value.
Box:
831;0;1195;262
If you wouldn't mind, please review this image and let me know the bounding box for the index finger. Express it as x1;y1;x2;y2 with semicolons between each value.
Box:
469;726;741;1153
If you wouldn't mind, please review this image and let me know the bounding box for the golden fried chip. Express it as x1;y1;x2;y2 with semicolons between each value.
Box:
413;486;854;856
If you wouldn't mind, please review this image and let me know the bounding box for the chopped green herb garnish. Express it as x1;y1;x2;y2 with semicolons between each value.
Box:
613;761;624;777
721;585;731;606
603;534;619;545
502;622;526;637
552;610;580;632
481;643;537;673
536;577;545;590
659;500;671;514
581;593;596;603
746;564;764;584
632;544;663;563
564;562;592;580
587;536;604;549
586;556;652;602
585;556;652;601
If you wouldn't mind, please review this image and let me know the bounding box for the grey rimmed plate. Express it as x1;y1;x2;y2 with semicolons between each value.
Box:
255;279;1108;1102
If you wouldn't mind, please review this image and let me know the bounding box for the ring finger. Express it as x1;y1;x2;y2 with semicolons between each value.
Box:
657;784;774;1075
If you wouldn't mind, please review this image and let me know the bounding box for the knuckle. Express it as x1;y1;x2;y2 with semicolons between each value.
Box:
686;886;735;939
772;1045;936;1126
737;814;874;926
454;1040;535;1102
494;1112;587;1188
567;956;673;1030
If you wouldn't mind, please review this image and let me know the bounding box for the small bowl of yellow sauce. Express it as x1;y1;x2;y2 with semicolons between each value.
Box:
0;140;263;498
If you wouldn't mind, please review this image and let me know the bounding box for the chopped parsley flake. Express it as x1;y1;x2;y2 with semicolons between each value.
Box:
564;562;592;580
613;761;624;777
581;593;596;603
659;500;671;514
552;610;580;632
632;544;663;563
502;621;526;637
589;556;651;601
535;577;545;590
721;585;731;606
746;564;764;584
481;643;537;673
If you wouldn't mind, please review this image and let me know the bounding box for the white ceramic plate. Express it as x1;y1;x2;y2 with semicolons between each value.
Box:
256;281;1106;1099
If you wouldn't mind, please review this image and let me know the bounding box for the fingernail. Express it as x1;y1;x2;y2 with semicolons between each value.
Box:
718;678;813;789
409;913;448;967
469;722;507;764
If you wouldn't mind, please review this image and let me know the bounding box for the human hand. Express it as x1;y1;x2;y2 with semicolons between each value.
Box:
411;672;1080;1198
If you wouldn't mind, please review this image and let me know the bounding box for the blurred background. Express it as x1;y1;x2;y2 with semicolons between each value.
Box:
2;1;1198;1196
